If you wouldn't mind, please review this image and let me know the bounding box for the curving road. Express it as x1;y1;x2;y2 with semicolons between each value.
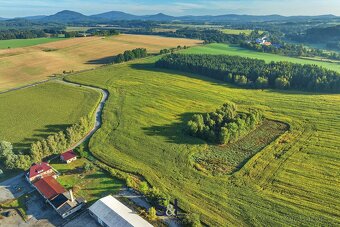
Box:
57;80;109;151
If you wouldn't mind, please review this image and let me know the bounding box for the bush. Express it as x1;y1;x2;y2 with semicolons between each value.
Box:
182;213;202;227
148;207;157;221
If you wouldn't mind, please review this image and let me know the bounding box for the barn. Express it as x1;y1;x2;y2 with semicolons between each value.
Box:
89;195;153;227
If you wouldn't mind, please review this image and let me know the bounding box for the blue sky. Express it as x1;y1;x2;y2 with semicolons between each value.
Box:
0;0;339;18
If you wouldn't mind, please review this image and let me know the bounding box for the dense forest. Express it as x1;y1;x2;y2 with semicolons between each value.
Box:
187;102;263;144
156;54;340;92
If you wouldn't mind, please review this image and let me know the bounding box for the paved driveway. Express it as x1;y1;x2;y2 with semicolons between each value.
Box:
0;173;32;203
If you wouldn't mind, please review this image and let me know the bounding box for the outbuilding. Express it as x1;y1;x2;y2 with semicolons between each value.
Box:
89;195;153;227
60;150;77;164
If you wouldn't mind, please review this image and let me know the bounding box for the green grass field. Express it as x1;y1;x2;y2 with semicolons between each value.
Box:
221;29;255;35
52;158;123;204
0;38;65;49
65;56;340;226
182;43;340;72
0;81;101;151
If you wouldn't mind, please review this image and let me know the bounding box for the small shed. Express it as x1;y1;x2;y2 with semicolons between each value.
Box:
60;150;77;164
89;195;153;227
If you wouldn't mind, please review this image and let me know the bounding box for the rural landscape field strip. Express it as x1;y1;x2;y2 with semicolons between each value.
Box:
0;34;202;91
182;43;340;72
0;37;65;49
0;81;101;150
65;56;340;226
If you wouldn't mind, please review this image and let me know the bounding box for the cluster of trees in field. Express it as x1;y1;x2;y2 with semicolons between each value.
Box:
0;116;92;170
156;54;340;92
159;45;188;54
0;29;46;40
113;48;147;63
186;103;263;144
87;29;119;36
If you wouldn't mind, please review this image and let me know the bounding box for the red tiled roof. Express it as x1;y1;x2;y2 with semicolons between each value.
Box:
33;176;66;200
60;150;77;161
29;162;52;178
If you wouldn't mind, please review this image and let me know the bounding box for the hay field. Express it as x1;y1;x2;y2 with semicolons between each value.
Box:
0;34;202;91
66;57;340;226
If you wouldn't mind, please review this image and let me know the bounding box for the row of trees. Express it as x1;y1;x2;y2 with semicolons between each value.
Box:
0;116;92;170
113;48;148;63
159;45;188;54
155;54;340;92
0;29;46;40
186;103;263;144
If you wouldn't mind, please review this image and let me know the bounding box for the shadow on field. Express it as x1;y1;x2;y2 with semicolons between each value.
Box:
13;124;71;152
130;62;333;96
142;112;205;145
86;56;116;65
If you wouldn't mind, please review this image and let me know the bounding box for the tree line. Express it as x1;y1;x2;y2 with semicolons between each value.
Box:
155;54;340;92
0;116;92;170
186;103;263;144
0;29;46;40
113;48;148;63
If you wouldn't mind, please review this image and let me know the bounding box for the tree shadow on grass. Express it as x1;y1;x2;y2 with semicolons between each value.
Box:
86;56;116;65
129;62;335;96
141;112;206;145
13;124;71;153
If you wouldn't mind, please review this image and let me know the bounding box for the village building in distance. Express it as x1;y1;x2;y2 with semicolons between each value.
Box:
89;195;153;227
26;162;85;218
60;150;77;164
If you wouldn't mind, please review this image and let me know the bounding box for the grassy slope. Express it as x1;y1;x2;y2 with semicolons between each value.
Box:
0;81;101;151
182;43;340;73
0;38;64;49
66;57;340;226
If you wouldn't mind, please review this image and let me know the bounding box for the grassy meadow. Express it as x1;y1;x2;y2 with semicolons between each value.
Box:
0;81;101;151
65;56;340;226
0;34;202;91
0;38;64;50
182;43;340;72
221;28;254;35
51;158;123;204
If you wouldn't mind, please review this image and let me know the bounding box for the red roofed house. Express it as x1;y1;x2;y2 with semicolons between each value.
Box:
28;162;55;182
60;150;77;164
33;176;66;200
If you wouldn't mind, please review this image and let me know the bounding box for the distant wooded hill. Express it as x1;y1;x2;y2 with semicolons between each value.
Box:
3;10;339;24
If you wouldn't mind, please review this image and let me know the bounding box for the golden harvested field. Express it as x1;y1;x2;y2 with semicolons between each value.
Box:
0;34;202;91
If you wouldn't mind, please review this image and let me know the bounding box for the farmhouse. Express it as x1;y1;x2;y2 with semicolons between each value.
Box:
89;195;153;227
27;164;85;218
27;162;55;182
60;150;77;164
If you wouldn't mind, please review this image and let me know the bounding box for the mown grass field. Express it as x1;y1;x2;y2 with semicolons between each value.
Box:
221;29;254;35
0;34;202;91
52;158;123;204
182;43;340;72
0;81;101;151
66;56;340;226
0;38;64;50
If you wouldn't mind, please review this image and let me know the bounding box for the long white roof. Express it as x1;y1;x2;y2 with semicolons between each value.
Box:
89;195;153;227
